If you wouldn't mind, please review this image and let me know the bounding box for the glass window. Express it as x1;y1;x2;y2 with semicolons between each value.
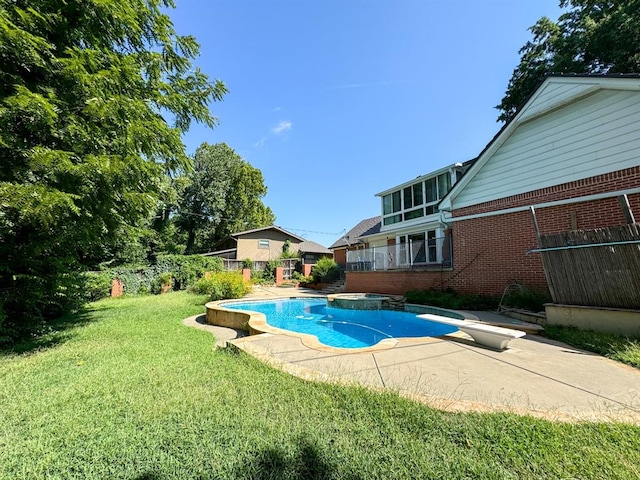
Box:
392;191;401;212
403;182;423;209
404;208;424;221
383;191;401;214
427;230;437;262
425;177;437;203
413;182;423;206
383;214;401;226
403;187;413;209
258;239;270;249
383;194;392;215
438;173;451;199
409;233;426;264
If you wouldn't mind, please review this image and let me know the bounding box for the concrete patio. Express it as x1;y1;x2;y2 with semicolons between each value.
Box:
184;286;640;424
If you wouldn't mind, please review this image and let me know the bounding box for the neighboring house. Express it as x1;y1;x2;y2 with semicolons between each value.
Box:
298;240;333;265
204;225;306;262
203;225;332;265
345;74;640;297
329;216;381;268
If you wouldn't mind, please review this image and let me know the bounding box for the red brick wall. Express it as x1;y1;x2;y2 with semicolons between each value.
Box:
347;167;640;297
346;270;450;295
333;248;346;267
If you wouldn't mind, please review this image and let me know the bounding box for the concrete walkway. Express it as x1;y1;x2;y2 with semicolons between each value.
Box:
185;287;640;424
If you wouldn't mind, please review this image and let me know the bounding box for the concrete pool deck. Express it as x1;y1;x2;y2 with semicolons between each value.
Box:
184;286;640;424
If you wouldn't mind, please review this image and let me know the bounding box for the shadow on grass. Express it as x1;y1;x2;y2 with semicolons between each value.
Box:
234;437;362;480
543;325;640;369
0;306;98;356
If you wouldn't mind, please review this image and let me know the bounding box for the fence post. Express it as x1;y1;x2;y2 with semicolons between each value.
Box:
530;206;557;302
242;268;251;282
618;195;636;224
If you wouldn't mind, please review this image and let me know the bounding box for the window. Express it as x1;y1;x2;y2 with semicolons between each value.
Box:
437;173;451;199
381;170;455;227
427;230;437;262
383;214;402;226
396;228;442;265
258;239;270;249
383;191;401;215
403;182;423;209
404;208;424;221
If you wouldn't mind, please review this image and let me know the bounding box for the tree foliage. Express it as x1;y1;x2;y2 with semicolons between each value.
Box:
176;143;275;254
497;0;640;123
0;0;226;341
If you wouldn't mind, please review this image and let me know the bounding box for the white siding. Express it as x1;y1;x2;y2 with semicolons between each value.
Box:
519;81;599;122
453;89;640;209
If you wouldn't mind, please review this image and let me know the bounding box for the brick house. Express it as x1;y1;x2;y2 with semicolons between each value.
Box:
345;75;640;297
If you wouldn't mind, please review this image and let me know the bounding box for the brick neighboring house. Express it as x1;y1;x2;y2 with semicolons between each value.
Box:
345;74;640;297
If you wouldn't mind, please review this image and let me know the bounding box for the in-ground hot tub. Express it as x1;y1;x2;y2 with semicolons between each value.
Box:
326;293;390;310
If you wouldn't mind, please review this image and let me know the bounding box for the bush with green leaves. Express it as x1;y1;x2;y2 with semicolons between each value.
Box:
189;272;251;300
501;288;551;312
404;288;498;311
291;271;313;284
261;259;283;284
241;258;253;269
83;271;114;302
150;272;173;295
155;255;223;290
311;258;340;284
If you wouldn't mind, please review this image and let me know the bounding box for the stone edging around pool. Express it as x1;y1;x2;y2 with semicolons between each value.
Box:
205;296;475;354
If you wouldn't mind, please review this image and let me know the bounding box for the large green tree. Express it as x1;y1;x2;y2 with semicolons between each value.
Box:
497;0;640;123
0;0;226;339
176;143;275;254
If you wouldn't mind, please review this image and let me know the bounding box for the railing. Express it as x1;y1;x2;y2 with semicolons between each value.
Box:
345;237;451;271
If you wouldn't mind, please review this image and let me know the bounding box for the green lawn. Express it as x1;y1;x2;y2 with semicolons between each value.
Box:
1;292;639;479
543;325;640;369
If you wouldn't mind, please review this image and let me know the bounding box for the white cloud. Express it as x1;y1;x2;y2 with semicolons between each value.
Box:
271;120;293;135
254;137;268;148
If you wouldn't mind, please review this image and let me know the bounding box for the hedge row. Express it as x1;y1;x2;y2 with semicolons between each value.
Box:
84;255;224;301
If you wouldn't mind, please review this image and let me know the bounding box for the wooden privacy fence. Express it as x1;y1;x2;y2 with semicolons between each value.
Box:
537;224;640;309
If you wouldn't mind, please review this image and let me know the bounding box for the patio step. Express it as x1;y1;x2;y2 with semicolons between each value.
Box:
317;279;346;294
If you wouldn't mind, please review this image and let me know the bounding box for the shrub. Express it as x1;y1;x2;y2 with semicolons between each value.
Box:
156;255;223;290
150;272;173;294
250;269;268;284
501;288;551;312
83;271;114;301
404;288;498;310
261;259;283;284
241;258;253;270
291;271;313;284
189;272;251;300
311;258;340;284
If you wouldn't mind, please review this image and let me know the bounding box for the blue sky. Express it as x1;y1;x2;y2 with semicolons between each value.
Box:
169;0;563;246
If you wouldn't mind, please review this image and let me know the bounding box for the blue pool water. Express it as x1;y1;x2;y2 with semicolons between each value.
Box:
224;298;458;349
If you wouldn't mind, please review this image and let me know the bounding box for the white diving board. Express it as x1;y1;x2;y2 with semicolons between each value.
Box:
418;314;526;350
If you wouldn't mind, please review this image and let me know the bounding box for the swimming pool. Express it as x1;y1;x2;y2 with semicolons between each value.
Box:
222;298;458;349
